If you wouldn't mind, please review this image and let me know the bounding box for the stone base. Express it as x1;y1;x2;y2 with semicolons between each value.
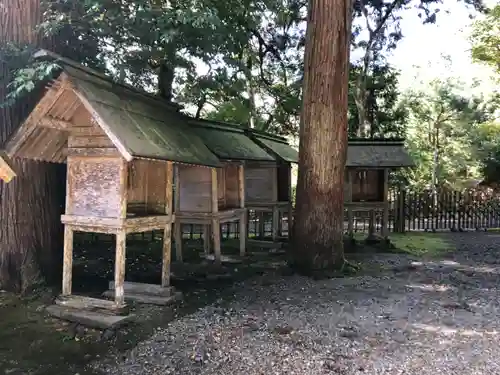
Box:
46;304;134;330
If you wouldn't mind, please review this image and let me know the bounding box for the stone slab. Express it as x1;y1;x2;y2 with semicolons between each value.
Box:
46;304;134;330
102;290;183;306
107;281;175;296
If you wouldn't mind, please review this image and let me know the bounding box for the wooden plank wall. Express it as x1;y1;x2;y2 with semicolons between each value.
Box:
178;165;212;212
223;163;240;209
245;165;276;203
351;169;384;202
127;159;169;215
66;156;123;218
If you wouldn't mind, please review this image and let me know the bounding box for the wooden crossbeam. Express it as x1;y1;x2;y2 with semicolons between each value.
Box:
38;116;71;130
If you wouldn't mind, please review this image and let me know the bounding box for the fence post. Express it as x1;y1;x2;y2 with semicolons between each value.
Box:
394;189;406;233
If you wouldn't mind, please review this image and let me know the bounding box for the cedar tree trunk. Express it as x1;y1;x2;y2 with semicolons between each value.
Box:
0;0;64;293
291;0;353;274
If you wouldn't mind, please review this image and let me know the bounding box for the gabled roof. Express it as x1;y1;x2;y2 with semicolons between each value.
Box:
346;139;414;168
246;129;298;163
3;50;222;167
186;118;275;162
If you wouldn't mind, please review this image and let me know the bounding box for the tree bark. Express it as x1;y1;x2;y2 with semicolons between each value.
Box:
0;0;65;293
291;0;353;274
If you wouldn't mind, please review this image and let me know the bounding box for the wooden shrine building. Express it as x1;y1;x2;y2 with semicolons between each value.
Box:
2;50;223;327
344;139;414;237
175;118;278;262
244;129;298;240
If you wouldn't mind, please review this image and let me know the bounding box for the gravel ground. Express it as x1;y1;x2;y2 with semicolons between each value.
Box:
94;233;500;375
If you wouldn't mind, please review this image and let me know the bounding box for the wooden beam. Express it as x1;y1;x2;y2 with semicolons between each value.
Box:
211;168;221;265
65;147;121;157
62;226;74;296
38;116;71;130
119;159;128;219
382;168;389;237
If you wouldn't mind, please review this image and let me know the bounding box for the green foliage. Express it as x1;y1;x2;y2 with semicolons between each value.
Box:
348;64;408;137
400;78;496;190
470;5;500;76
0;44;60;107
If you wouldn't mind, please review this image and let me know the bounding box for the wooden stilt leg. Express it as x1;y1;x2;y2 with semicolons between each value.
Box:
258;212;265;239
62;225;74;296
174;221;183;262
212;219;221;265
287;205;293;240
272;206;279;241
240;211;247;257
203;224;211;255
382;168;389;238
382;204;389;238
368;210;376;238
161;223;172;287
114;231;126;306
348;208;354;235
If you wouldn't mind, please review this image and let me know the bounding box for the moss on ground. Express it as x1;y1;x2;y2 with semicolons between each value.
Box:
352;232;454;258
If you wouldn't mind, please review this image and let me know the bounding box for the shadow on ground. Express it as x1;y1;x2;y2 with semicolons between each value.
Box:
1;232;500;375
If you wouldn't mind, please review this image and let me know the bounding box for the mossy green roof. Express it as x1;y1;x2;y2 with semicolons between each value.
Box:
247;130;298;163
187;119;275;162
29;50;222;167
347;139;414;168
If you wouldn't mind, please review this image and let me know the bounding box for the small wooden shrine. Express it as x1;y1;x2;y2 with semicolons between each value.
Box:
344;139;414;237
174;118;276;263
0;152;16;183
244;130;298;240
2;50;221;328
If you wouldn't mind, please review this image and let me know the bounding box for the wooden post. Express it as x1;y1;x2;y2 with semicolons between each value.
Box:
398;190;406;233
173;165;183;262
258;212;265;238
174;221;183;262
162;161;173;287
346;169;354;235
272;207;279;241
114;230;126;306
118;159;128;218
382;168;389;237
238;164;246;256
211;168;221;264
203;224;211;255
62;225;74;296
62;159;74;296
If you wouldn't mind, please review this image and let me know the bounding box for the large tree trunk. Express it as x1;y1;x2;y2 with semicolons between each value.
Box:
0;0;65;293
291;0;353;274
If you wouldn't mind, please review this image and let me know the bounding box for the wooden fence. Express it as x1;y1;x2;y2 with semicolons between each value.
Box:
76;187;500;245
349;188;500;233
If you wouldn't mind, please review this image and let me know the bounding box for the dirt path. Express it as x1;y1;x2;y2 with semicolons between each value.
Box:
94;233;500;375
